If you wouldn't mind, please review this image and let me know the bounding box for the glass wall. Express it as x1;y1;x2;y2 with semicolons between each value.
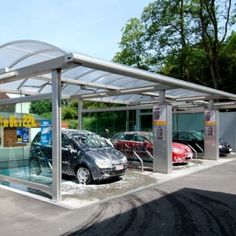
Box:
82;110;141;138
0;101;52;196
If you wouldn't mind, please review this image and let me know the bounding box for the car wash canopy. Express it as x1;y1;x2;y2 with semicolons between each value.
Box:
0;40;236;107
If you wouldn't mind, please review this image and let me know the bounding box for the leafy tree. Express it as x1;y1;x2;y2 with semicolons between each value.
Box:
30;100;52;115
219;31;236;93
142;0;197;79
192;0;235;88
114;0;235;90
113;18;150;70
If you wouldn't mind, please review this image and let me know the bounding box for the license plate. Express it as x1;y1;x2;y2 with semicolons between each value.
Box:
115;164;124;170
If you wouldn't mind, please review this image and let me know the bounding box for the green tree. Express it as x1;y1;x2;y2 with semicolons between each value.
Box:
142;0;196;79
219;31;236;93
193;0;235;88
30;100;52;115
113;18;150;70
114;0;235;90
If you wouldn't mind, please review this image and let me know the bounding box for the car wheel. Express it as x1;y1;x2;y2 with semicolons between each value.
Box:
29;157;42;175
76;166;91;184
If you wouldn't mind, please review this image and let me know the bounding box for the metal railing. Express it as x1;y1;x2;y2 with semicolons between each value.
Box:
132;150;144;172
121;143;155;172
145;149;153;160
187;144;198;159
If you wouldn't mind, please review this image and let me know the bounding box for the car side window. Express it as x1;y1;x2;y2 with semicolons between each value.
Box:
124;134;134;141
62;134;70;148
185;133;193;141
179;133;188;140
119;135;125;140
134;135;145;142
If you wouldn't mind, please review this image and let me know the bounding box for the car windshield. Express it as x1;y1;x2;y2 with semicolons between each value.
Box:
73;134;112;149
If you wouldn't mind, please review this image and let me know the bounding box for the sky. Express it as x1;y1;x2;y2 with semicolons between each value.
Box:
0;0;152;61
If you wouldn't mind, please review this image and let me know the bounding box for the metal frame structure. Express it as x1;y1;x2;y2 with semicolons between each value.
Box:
0;40;236;201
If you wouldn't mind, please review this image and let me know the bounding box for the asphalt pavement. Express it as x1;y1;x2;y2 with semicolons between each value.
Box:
0;157;236;236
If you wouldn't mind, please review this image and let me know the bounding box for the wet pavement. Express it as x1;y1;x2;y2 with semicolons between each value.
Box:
62;157;236;236
60;161;196;207
0;156;235;236
60;157;235;209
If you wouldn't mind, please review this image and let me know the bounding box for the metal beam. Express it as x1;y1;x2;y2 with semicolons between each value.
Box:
82;104;153;113
33;74;120;91
0;93;52;105
51;69;62;201
0;71;16;81
0;54;73;84
78;100;83;129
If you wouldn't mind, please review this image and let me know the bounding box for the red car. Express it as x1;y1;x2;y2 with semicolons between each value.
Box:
112;131;193;164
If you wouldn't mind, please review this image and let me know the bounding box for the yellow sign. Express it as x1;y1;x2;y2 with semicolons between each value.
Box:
153;120;167;126
205;121;216;126
0;114;37;128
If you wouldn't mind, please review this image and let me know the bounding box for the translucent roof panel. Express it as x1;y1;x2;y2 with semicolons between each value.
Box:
62;66;155;89
0;40;67;70
0;40;236;107
166;89;208;98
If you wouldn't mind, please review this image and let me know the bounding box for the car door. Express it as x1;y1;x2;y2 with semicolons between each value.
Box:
61;133;78;174
118;134;134;158
34;133;52;171
133;134;147;157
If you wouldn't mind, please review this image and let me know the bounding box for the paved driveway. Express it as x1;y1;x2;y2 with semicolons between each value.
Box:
0;158;236;236
63;159;236;236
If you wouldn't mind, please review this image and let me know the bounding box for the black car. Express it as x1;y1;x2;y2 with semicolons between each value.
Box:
172;131;232;156
29;129;128;184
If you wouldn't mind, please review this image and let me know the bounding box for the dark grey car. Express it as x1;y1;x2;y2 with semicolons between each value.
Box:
172;131;232;156
29;129;128;184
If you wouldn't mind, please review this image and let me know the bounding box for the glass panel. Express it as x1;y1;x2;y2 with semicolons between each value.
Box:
39;82;52;94
83;110;130;137
62;67;94;79
12;51;65;70
0;40;66;70
0;99;53;190
0;47;25;68
79;70;109;83
166;88;207;97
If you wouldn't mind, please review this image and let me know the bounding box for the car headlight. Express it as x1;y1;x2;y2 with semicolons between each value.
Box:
121;155;128;164
219;145;223;148
172;147;182;154
95;159;112;169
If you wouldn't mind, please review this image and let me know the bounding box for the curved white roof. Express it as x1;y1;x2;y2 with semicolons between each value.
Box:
0;40;235;107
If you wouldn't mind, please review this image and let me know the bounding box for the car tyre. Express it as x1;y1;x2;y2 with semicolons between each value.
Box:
29;157;42;175
76;166;91;184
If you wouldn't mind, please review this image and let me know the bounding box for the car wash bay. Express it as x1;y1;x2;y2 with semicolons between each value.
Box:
0;40;236;203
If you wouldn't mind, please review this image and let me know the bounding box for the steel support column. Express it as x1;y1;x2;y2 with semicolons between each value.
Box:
135;109;140;131
126;110;129;131
52;69;62;201
204;101;219;160
78;100;83;129
153;91;172;173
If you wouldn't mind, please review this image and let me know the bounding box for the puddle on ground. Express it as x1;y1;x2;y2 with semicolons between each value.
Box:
61;169;157;202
